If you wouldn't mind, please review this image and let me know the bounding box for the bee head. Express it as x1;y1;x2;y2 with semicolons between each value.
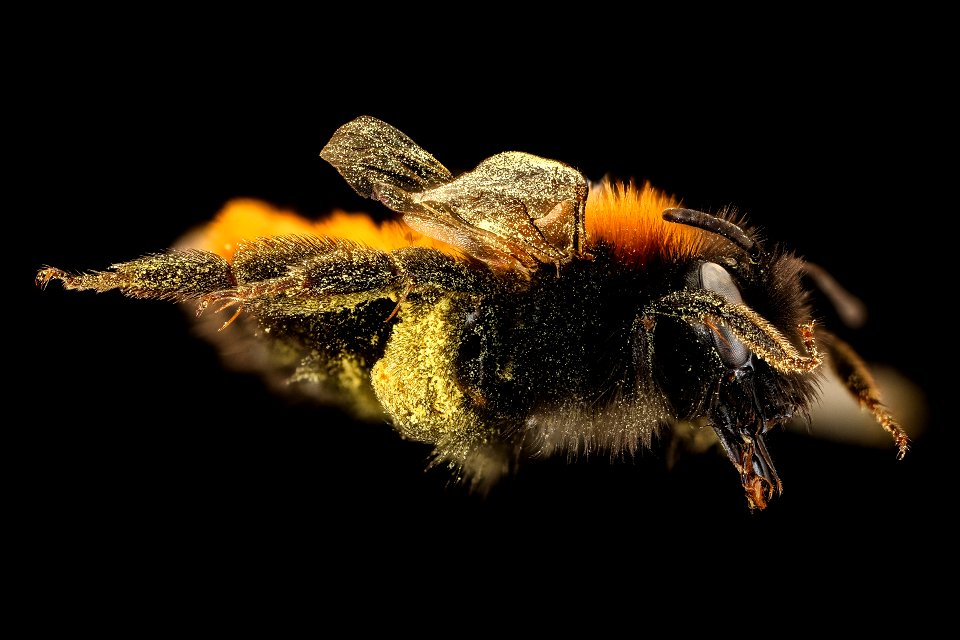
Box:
644;208;821;509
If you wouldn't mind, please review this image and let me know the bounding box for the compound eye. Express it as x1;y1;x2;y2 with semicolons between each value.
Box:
700;261;743;304
699;262;751;369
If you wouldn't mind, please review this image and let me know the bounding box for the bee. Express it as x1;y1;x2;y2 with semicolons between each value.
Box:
36;115;909;510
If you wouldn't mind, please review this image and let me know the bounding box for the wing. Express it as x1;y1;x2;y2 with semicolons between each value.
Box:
320;115;589;273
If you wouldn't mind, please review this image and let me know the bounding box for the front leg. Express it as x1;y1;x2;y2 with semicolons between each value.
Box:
821;330;910;459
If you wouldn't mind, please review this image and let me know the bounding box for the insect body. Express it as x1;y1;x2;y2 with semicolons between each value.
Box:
36;116;908;510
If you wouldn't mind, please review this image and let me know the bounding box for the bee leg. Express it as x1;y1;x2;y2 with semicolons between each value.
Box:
196;279;295;330
390;247;506;294
378;248;506;323
295;245;496;300
190;239;407;323
36;250;234;301
192;243;498;324
822;331;910;459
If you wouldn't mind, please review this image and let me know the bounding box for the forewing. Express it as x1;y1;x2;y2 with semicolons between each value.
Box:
412;151;587;269
321;116;588;273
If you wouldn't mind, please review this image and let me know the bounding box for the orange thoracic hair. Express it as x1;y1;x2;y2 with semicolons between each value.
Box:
585;179;705;267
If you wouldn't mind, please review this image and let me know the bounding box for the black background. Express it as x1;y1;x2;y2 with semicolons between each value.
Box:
17;17;950;619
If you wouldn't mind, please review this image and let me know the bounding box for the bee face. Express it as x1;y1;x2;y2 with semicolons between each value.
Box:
36;116;909;511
